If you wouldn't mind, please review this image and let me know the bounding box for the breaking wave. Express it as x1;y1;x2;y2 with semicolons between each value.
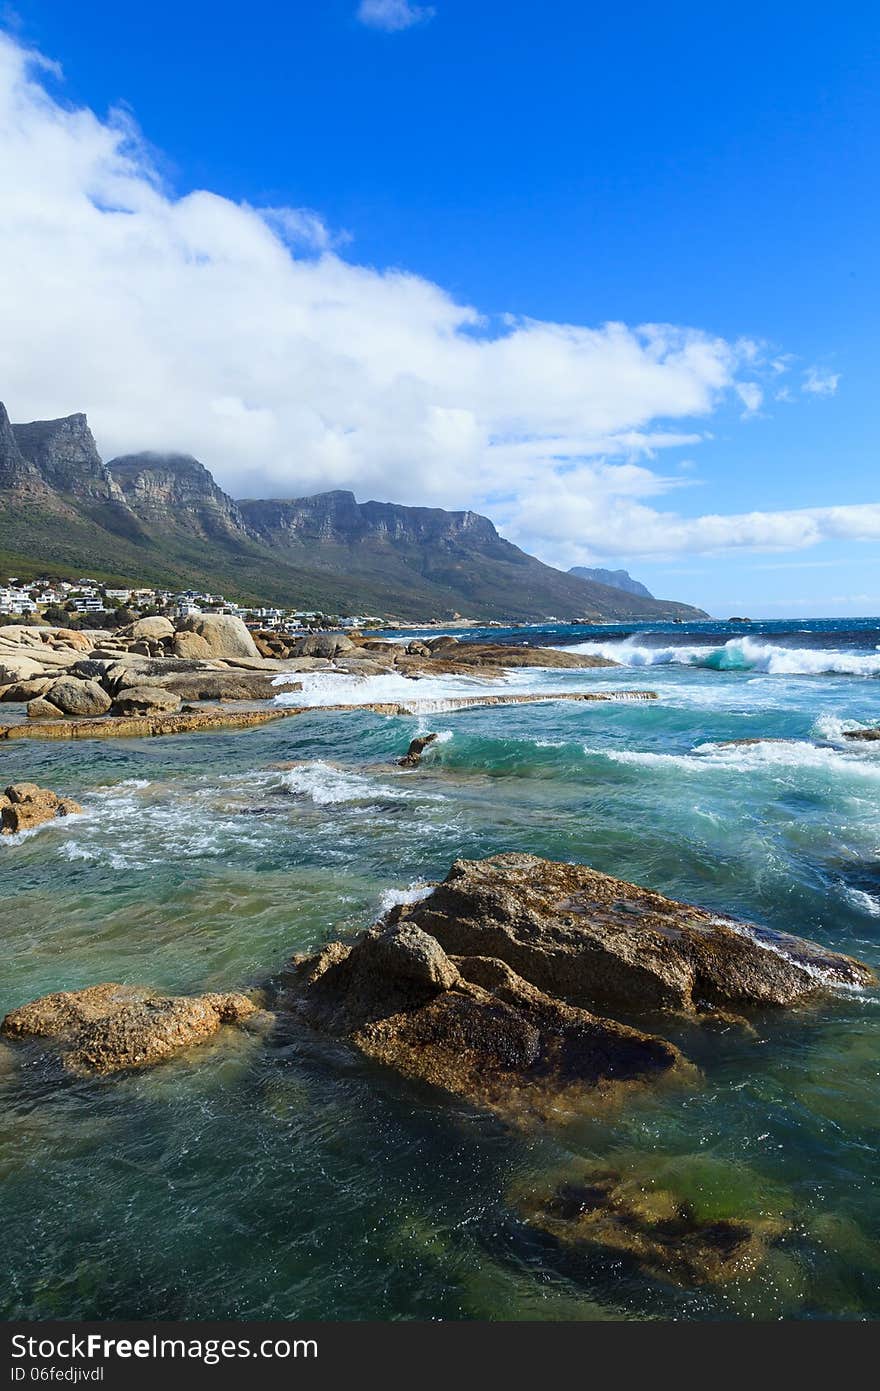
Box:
562;636;880;677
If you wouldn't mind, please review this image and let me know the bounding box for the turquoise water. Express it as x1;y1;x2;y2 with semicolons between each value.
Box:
2;621;880;1320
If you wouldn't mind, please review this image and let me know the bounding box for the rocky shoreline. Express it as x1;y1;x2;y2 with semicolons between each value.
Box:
2;852;873;1284
0;614;636;740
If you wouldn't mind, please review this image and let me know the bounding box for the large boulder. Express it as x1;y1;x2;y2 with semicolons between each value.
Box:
1;677;54;702
170;630;212;660
112;685;181;715
275;923;691;1126
386;854;874;1018
46;676;112;717
1;783;82;835
1;983;259;1074
131;616;175;641
288;633;356;659
180;614;259;659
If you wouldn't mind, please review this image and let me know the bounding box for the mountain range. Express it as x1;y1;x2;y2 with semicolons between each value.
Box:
0;403;706;622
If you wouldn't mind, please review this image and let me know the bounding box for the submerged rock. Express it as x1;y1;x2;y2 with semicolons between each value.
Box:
516;1166;786;1287
1;983;260;1074
275;923;692;1126
387;853;874;1017
0;782;82;835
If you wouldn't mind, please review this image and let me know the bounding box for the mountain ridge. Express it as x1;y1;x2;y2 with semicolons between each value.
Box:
0;405;708;621
568;565;654;599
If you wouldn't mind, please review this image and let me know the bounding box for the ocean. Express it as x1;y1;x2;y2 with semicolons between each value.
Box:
1;616;879;1320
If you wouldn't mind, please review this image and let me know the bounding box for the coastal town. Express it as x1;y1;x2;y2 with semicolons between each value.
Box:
0;575;387;632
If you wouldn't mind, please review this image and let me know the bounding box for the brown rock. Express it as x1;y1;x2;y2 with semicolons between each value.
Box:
449;644;616;670
1;983;259;1074
275;924;691;1126
843;727;880;742
387;853;874;1017
0;782;83;835
50;629;92;652
170;631;213;660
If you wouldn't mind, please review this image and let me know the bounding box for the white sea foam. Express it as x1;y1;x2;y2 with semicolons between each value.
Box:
377;881;435;915
277;761;403;805
715;917;869;991
561;636;880;677
271;666;611;710
591;739;880;780
843;887;880;918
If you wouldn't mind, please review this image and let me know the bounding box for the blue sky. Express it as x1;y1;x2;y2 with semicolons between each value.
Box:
0;0;878;616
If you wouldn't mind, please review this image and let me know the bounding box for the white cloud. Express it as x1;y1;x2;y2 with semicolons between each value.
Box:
0;30;870;570
802;366;840;396
356;1;435;32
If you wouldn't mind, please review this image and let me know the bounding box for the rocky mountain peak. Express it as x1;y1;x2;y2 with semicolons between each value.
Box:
12;411;124;503
107;451;249;539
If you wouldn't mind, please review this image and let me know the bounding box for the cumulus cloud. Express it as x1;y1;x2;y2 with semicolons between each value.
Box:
0;30;868;567
356;1;435;32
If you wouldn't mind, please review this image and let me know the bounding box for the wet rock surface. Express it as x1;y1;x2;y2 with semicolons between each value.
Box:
388;853;874;1018
1;983;260;1074
274;922;692;1126
0;782;82;835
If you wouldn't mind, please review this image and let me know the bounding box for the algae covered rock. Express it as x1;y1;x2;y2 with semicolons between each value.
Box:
515;1164;787;1287
1;983;260;1074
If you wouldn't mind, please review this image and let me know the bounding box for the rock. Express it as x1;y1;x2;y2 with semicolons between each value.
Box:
170;631;212;660
112;685;182;715
275;926;691;1127
1;677;54;702
387;853;874;1018
399;732;439;767
843;727;880;742
289;633;356;659
49;628;91;651
0;782;83;834
158;672;278;701
68;659;115;682
1;983;259;1074
180;614;259;659
131;616;175;641
450;644;616;670
515;1166;786;1287
0;656;46;684
46;676;113;717
27;697;62;720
